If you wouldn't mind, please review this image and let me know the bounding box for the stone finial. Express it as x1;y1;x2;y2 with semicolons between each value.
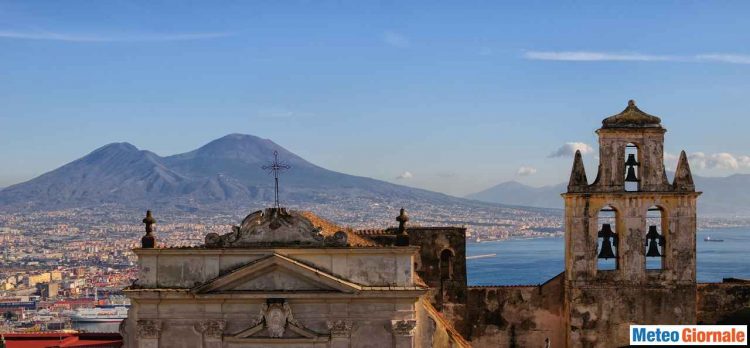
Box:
396;208;409;233
567;150;588;192
395;208;410;246
141;210;156;248
673;150;695;192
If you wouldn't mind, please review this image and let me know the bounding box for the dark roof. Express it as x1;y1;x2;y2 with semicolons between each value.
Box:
601;100;662;129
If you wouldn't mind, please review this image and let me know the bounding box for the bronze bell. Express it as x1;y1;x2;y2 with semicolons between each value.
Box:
645;225;664;257
597;223;617;259
625;154;640;182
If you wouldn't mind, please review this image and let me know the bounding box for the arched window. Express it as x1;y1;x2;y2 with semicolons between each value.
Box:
646;206;666;270
625;143;640;192
440;249;454;280
597;205;618;270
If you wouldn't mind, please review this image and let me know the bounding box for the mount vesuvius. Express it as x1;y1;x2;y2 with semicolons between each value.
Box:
0;134;555;218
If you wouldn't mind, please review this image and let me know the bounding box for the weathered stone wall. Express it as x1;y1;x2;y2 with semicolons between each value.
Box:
408;227;467;293
408;227;467;306
407;227;468;336
416;299;471;348
698;281;750;324
567;283;695;347
465;274;565;348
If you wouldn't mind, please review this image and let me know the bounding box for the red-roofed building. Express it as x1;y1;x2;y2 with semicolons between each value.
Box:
0;333;122;348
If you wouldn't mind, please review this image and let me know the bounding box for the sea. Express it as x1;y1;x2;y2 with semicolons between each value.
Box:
467;227;750;285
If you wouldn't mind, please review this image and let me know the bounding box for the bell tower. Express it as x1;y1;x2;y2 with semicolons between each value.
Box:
563;100;700;347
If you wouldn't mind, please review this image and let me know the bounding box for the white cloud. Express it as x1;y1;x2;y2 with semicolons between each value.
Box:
525;51;678;62
516;166;537;176
0;30;233;42
396;171;413;180
666;151;750;172
695;54;750;65
382;31;410;48
688;152;741;170
524;50;750;65
548;142;594;158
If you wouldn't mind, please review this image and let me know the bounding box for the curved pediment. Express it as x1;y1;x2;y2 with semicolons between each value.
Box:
205;208;326;247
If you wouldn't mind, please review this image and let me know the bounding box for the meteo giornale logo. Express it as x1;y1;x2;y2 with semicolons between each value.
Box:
630;325;747;346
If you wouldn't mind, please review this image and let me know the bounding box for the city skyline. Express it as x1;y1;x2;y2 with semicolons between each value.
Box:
2;1;750;196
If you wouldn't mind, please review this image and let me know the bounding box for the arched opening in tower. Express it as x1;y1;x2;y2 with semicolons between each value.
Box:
646;205;666;270
625;143;640;192
597;205;618;271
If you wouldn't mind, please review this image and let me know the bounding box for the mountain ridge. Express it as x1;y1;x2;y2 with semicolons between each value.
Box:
0;134;556;217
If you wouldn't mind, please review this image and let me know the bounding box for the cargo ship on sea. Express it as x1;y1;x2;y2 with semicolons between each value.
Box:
70;306;129;323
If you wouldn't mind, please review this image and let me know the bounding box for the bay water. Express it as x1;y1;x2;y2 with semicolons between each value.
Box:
467;227;750;285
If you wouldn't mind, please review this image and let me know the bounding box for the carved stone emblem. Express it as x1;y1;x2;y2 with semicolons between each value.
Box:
261;302;299;338
326;320;353;338
136;319;162;339
325;231;348;247
391;320;417;336
195;320;226;339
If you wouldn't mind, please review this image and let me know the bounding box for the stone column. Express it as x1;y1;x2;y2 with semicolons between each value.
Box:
391;320;416;348
196;320;226;348
136;319;161;348
327;320;353;348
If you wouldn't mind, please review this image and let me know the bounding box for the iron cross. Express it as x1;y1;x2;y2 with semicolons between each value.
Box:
262;150;291;209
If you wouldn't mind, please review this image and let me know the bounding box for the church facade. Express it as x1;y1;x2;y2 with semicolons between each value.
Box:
121;208;469;347
122;101;750;347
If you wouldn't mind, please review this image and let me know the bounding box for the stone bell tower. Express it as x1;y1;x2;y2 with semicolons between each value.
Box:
563;100;700;347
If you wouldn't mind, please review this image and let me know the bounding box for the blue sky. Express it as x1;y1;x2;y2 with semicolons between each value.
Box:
1;1;750;196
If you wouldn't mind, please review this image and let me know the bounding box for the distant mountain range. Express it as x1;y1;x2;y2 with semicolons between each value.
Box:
0;134;554;220
467;174;750;216
466;181;565;210
4;134;746;218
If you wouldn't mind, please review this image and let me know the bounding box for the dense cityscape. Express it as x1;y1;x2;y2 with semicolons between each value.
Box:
0;198;562;333
1;195;748;334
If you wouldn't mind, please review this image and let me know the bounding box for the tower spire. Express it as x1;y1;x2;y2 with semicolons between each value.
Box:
567;150;588;192
673;150;695;191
